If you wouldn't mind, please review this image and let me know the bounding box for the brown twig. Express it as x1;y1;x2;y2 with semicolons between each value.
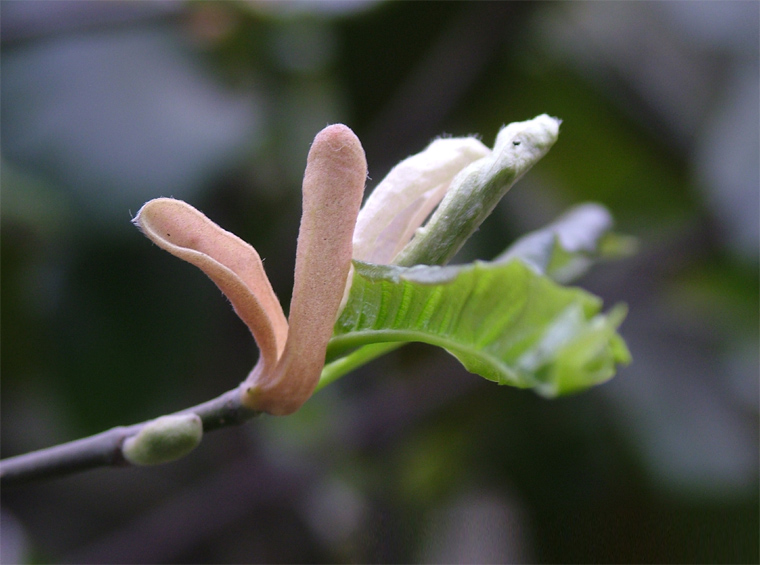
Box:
0;388;258;486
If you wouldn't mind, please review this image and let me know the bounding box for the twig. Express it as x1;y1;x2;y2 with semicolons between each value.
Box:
65;355;478;563
0;388;258;486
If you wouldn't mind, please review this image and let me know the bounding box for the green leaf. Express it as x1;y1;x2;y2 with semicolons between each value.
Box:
496;203;638;284
327;259;630;397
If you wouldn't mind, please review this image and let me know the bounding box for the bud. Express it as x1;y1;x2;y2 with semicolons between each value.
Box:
353;137;489;264
122;414;203;466
395;114;561;267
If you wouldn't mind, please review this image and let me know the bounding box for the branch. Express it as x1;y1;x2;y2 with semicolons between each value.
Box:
0;388;258;486
0;346;388;486
0;337;397;486
2;116;563;486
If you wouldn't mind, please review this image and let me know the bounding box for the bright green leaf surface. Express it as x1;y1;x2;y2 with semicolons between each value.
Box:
327;259;630;397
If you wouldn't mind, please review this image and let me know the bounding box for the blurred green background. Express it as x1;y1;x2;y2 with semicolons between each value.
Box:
1;1;758;563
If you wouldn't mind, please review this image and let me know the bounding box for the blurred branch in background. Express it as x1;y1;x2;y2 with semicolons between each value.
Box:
1;1;757;563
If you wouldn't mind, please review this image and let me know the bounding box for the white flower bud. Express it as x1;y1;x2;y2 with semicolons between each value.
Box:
395;115;561;267
352;137;490;264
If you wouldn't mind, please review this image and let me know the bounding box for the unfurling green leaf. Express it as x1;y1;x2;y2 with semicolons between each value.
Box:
327;258;630;397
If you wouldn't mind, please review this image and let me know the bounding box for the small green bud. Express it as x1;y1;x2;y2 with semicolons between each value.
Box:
122;414;203;466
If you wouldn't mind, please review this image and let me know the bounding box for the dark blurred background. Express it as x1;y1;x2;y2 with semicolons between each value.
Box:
1;1;758;563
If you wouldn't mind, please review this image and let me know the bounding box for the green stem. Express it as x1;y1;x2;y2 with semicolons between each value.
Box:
317;342;403;392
